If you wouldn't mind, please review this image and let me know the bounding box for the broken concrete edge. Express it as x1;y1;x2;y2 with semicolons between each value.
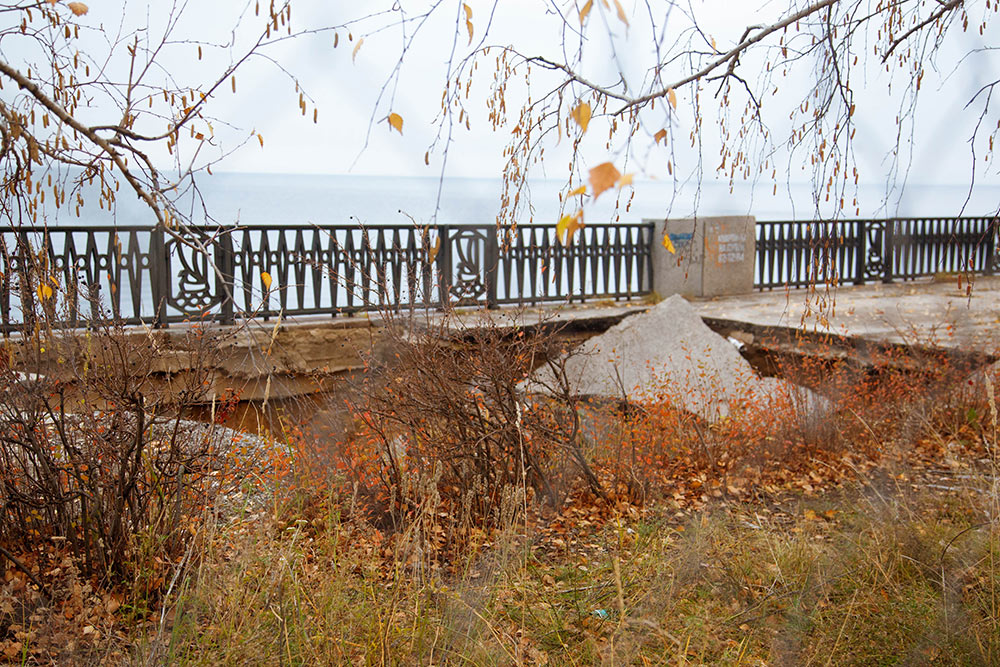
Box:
701;316;998;376
7;297;994;405
524;294;809;424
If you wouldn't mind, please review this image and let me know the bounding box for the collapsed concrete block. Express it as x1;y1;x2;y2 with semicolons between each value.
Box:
529;294;827;423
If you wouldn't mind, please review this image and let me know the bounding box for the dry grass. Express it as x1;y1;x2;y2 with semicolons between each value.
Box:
5;305;1000;665
136;466;998;665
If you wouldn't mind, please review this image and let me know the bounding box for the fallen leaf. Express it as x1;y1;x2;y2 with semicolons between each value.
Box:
589;162;621;200
662;234;676;254
613;0;628;25
464;4;474;44
428;237;441;263
557;209;584;245
571;102;592;133
388;112;404;134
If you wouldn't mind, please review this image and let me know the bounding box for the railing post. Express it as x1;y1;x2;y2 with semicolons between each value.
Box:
645;222;655;294
217;228;235;325
985;217;996;276
485;227;499;309
437;225;452;309
150;224;167;328
421;229;434;308
854;220;867;285
883;218;895;283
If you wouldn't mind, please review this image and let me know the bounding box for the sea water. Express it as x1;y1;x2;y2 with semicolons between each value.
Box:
36;172;1000;229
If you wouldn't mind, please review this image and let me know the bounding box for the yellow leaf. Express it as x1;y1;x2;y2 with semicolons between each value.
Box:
352;37;364;62
261;272;272;290
654;128;667;144
613;0;628;25
67;2;88;16
428;237;441;263
579;0;593;25
464;4;474;44
568;185;587;196
557;210;585;246
616;173;633;188
667;88;677;110
662;234;676;254
388;112;404;134
37;284;53;300
571;102;591;133
556;215;571;244
257;133;264;148
588;162;621;200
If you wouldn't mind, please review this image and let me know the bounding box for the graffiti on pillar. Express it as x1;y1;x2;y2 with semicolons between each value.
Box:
715;233;745;264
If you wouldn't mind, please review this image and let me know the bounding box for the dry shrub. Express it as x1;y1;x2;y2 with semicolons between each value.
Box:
577;328;987;503
324;310;604;550
0;271;263;596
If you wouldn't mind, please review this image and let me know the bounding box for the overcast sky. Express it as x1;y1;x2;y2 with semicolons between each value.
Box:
179;1;998;187
33;0;1000;196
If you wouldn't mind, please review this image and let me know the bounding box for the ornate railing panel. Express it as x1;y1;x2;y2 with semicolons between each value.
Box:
0;222;655;331
755;217;998;290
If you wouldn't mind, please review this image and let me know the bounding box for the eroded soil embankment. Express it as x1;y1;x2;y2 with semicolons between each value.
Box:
182;307;998;436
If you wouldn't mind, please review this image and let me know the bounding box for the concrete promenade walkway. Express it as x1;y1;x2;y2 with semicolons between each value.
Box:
691;276;1000;352
473;276;1000;353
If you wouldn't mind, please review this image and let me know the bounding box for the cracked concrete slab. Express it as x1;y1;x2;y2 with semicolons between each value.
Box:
529;294;827;423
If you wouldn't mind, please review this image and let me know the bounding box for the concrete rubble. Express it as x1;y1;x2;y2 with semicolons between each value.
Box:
529;294;827;423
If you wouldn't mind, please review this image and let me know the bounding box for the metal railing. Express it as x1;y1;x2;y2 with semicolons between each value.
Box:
0;222;655;331
755;217;999;290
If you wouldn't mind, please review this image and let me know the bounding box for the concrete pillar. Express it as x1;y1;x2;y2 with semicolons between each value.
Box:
645;216;756;298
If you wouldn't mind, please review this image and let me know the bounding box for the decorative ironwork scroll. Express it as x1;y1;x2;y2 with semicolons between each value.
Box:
861;220;887;281
449;227;489;301
165;230;225;314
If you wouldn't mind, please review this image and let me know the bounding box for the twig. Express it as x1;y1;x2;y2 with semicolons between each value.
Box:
0;544;46;593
